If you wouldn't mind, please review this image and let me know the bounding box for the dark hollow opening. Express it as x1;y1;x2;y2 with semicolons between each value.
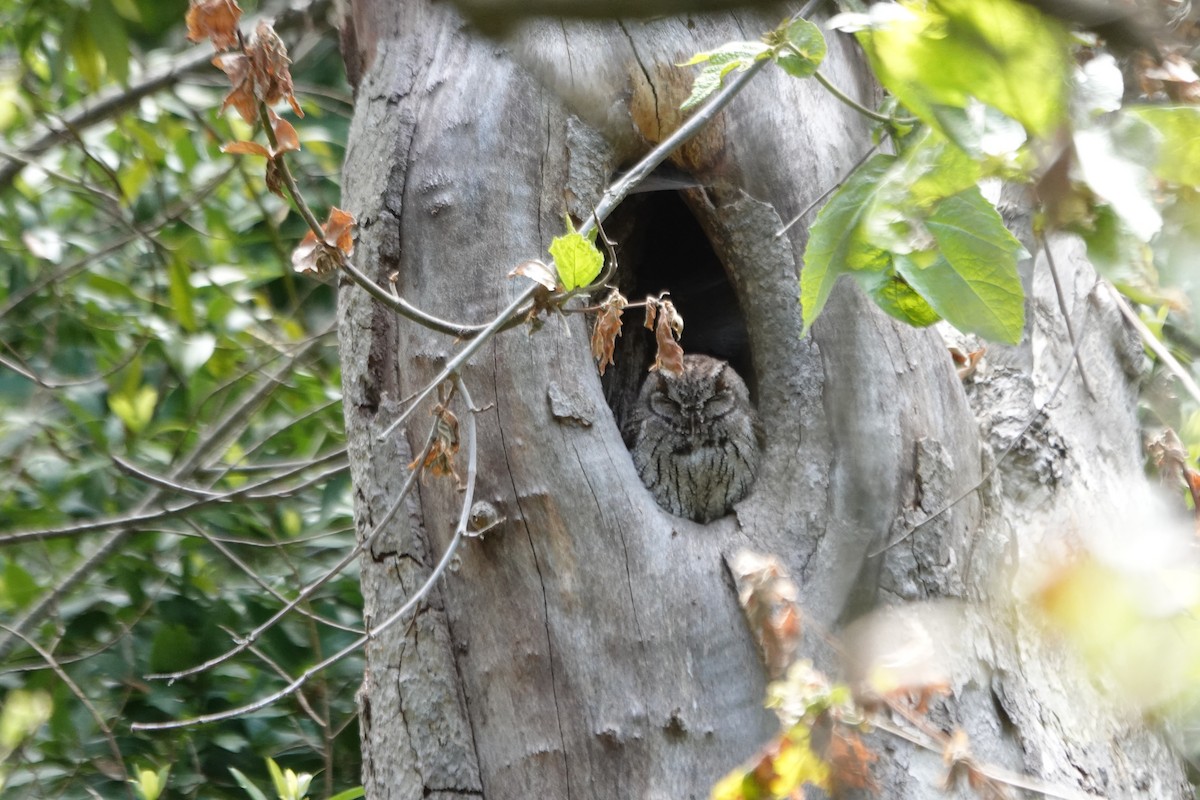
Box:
599;190;753;439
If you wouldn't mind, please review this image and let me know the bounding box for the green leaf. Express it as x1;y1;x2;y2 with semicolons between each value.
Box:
679;41;770;111
855;268;942;328
548;217;604;291
327;788;365;800
165;333;216;378
898;189;1027;343
229;768;271;800
109;385;158;434
267;758;288;800
90;0;130;85
1130;106;1200;188
1080;204;1154;288
0;559;39;611
860;0;1069;142
148;622;196;674
65;14;103;90
167;255;196;331
801;154;895;335
129;766;169;800
864;127;981;254
773;18;826;79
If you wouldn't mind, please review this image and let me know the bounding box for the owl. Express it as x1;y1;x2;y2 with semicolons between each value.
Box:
628;354;763;523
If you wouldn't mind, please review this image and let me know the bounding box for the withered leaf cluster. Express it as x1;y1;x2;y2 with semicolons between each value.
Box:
222;110;301;194
185;0;242;51
409;402;462;488
292;208;356;276
644;296;685;376
212;20;304;124
589;289;626;376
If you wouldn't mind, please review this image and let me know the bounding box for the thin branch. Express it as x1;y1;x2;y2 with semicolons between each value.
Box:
0;448;346;546
1106;281;1200;407
0;339;325;660
133;374;480;729
148;407;444;681
775;143;880;238
0;625;137;800
811;69;914;125
186;519;362;636
0;166;235;319
871;709;1106;800
111;456;223;499
0;0;333;192
1041;236;1094;400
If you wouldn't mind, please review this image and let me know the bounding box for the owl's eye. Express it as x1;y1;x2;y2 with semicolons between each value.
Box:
705;389;733;410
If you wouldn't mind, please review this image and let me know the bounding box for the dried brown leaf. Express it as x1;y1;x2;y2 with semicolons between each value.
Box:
270;111;301;153
590;290;626;376
643;300;657;330
940;729;1011;799
213;21;303;123
250;21;303;117
949;345;985;381
827;727;878;795
509;259;558;290
840;602;957;713
728;550;803;679
408;403;462;488
221;140;272;158
212;51;258;123
186;0;242;50
292;207;358;275
652;298;685;376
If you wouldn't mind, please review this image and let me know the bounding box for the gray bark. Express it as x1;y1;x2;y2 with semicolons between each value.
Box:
337;1;1191;797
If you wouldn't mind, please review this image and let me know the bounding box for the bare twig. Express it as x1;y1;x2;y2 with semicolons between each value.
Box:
147;404;445;681
776;144;879;238
133;374;480;729
1041;236;1094;400
0;625;137;800
0;0;333;192
0;338;327;661
1106;281;1200;407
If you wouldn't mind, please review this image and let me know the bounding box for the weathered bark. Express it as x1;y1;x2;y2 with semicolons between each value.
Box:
337;1;1190;797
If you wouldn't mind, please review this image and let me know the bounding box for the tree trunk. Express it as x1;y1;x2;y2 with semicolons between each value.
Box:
336;1;1191;797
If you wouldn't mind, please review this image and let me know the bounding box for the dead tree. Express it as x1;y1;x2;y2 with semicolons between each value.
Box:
336;1;1191;796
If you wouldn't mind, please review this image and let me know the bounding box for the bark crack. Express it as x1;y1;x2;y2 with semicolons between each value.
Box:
576;440;646;646
490;346;572;797
617;20;658;131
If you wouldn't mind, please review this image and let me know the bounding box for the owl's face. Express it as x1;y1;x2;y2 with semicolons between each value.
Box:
630;354;761;522
645;355;749;445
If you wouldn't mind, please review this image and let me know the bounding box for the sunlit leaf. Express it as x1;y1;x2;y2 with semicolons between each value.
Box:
548;217;603;291
900;189;1027;343
1130;106;1200;188
680;41;770;111
801;154;895;335
772;18;826;79
109;385;158;434
859;0;1069;143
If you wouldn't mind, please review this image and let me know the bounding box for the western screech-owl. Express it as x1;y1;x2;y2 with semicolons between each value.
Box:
628;354;762;523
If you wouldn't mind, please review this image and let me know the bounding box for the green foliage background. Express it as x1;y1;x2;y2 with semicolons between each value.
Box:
0;1;362;797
